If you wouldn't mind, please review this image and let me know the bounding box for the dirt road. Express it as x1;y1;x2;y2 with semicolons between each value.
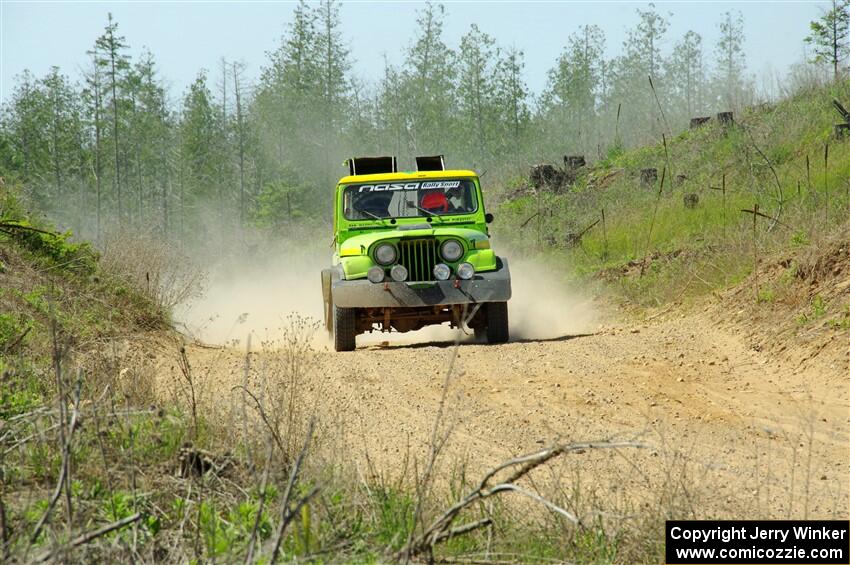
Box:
171;306;848;519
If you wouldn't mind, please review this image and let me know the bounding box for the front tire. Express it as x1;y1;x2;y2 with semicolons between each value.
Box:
333;305;357;352
485;302;509;344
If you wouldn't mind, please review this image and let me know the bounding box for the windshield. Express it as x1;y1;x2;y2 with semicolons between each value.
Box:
343;179;477;220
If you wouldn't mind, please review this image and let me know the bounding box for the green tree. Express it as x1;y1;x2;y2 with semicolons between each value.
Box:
91;12;131;223
805;0;850;81
316;0;350;176
456;24;498;166
180;71;224;242
377;58;407;158
542;25;605;153
41;67;85;214
232;60;250;229
714;10;747;109
128;50;173;232
2;71;49;188
403;2;455;155
605;5;669;145
493;46;530;166
668;31;706;122
82;56;106;240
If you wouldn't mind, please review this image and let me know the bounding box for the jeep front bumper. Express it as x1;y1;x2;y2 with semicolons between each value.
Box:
331;259;511;308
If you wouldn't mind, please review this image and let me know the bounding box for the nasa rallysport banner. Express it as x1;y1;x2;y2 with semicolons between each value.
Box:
666;520;849;564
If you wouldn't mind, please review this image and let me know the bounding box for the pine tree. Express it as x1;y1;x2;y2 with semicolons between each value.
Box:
543;25;605;153
377;58;406;158
668;31;706;121
403;2;455;154
92;13;131;224
315;0;351;180
805;0;850;81
41;67;84;213
457;24;498;166
632;4;669;80
255;0;320;175
180;71;224;241
493;46;530;165
130;50;172;232
83;56;105;240
232;61;249;229
3;71;48;189
605;5;669;144
715;11;747;110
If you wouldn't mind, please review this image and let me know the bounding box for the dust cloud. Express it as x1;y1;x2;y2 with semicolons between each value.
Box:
506;257;601;340
175;251;329;347
176;249;601;348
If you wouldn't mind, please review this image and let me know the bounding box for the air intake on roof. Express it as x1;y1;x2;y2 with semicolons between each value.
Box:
347;156;397;176
415;155;445;171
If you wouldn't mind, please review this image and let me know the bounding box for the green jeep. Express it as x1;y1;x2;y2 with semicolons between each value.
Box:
321;156;511;351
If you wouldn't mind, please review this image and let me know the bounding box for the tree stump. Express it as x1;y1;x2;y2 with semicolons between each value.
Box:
834;123;850;139
689;117;711;129
683;193;699;209
564;155;586;170
717;112;734;126
640;168;658;188
529;164;559;190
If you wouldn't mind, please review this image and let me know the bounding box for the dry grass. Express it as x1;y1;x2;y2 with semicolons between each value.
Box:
99;230;206;314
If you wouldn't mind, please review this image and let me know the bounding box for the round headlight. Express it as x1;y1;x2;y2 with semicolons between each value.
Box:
374;243;397;266
390;264;408;282
433;263;451;281
456;262;475;280
367;266;385;283
440;239;463;262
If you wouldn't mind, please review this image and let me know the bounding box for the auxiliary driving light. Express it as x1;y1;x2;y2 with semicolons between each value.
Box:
456;262;475;280
390;264;408;282
433;263;451;281
367;266;385;283
374;243;397;265
440;239;463;262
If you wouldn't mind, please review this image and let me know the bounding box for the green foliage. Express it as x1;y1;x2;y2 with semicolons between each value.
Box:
569;524;620;564
253;178;305;228
0;311;32;349
0;217;97;275
805;0;850;79
372;487;415;549
0;369;41;419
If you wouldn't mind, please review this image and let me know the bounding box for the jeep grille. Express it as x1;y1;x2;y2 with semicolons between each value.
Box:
398;239;438;282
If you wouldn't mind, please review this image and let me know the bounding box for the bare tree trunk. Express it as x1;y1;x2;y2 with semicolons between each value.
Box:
107;20;123;224
50;89;62;200
233;62;247;231
131;90;144;227
93;70;103;242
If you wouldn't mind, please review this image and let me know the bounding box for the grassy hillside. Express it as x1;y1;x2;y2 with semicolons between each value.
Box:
498;80;850;309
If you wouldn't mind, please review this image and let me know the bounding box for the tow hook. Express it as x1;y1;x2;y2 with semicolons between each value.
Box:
383;282;390;291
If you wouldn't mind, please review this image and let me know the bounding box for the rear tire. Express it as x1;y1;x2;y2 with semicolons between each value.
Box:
333;305;357;352
485;302;509;344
